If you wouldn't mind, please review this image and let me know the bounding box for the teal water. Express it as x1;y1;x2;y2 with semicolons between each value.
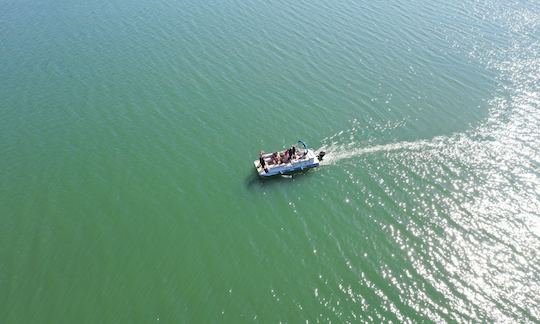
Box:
1;0;539;322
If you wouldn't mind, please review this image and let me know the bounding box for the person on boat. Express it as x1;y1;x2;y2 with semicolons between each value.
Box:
259;152;268;173
282;150;290;164
271;152;280;165
288;145;296;160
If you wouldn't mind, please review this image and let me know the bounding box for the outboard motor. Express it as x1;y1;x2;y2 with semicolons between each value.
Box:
317;151;326;161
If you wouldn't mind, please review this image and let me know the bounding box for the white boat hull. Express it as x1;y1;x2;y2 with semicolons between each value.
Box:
254;149;320;177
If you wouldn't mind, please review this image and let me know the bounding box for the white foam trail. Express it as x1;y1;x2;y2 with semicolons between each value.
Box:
317;136;449;165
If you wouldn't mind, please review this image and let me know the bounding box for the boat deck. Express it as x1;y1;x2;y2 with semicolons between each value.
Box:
254;150;319;177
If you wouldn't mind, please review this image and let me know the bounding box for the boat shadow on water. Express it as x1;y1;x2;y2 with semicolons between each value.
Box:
244;168;318;190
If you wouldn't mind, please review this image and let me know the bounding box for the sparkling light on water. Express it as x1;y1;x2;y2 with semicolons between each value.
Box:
314;0;539;320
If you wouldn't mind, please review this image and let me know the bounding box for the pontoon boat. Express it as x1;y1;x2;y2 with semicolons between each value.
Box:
254;140;325;177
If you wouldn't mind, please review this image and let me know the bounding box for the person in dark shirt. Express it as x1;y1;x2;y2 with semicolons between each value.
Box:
259;152;268;173
289;145;296;160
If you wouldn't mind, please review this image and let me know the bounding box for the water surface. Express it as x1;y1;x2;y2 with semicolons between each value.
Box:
1;0;539;322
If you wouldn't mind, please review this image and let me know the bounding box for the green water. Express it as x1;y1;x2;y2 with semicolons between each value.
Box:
1;0;539;322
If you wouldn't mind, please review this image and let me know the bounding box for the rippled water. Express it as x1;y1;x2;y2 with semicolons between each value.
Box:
1;0;539;322
316;2;540;320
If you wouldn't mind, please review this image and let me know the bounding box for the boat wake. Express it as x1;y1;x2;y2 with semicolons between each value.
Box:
309;1;540;322
314;117;459;166
317;137;447;166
